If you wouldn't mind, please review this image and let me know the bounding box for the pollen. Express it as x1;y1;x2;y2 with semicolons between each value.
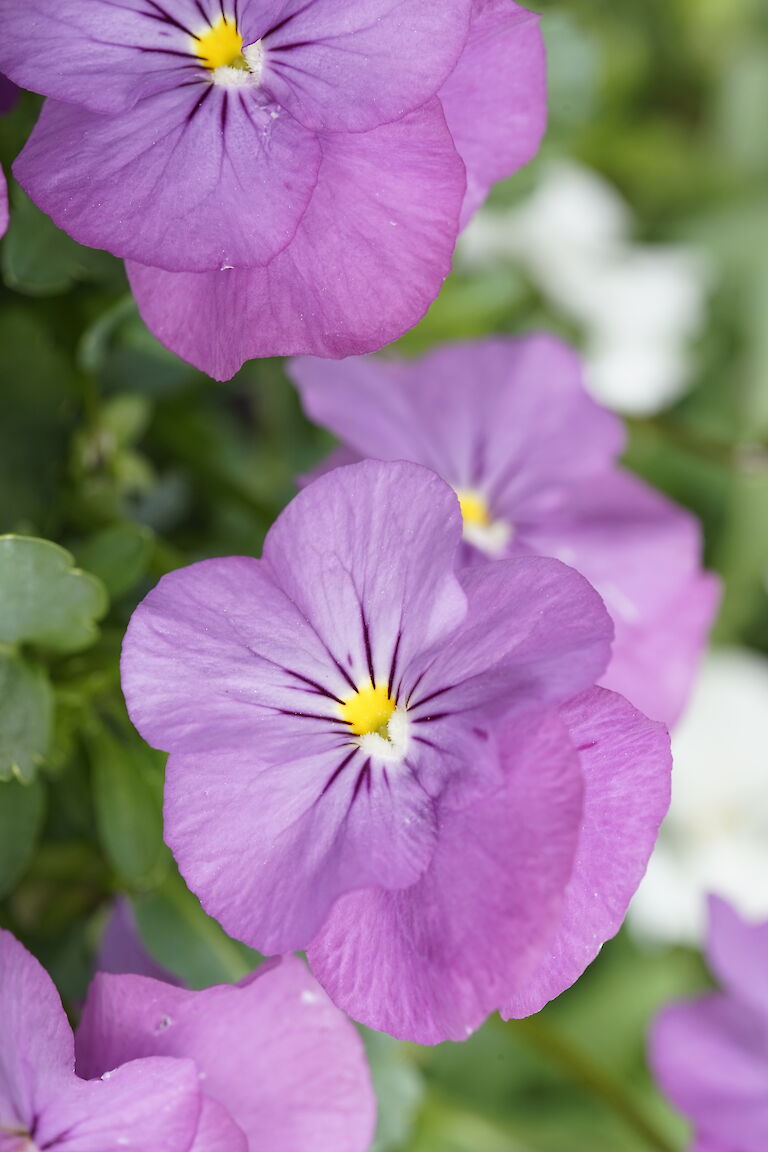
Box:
340;682;396;738
195;16;247;71
455;488;492;528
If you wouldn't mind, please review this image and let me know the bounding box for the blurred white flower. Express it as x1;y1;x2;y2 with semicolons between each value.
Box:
630;648;768;944
458;161;712;416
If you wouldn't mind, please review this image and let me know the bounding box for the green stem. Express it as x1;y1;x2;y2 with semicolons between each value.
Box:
511;1017;680;1152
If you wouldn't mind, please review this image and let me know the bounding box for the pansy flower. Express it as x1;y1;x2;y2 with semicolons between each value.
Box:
122;459;671;1041
289;335;718;725
651;897;768;1152
0;928;374;1152
77;955;376;1152
0;928;206;1152
0;1;546;378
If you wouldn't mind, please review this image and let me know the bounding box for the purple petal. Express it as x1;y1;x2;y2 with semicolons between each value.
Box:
190;1097;248;1152
122;555;353;759
127;102;465;377
407;557;613;722
706;896;768;1017
15;89;319;272
77;957;375;1152
263;461;467;688
35;1058;202;1152
439;0;547;225
258;0;471;132
651;996;768;1152
98;898;180;985
164;739;437;954
290;336;623;501
0;1;216;114
601;569;719;726
502;687;671;1018
308;708;584;1043
0;930;74;1133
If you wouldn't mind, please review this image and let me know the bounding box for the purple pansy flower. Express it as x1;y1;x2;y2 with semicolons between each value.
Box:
0;928;206;1152
0;928;374;1152
651;897;768;1152
121;459;671;1042
289;335;718;725
0;1;546;379
77;955;376;1152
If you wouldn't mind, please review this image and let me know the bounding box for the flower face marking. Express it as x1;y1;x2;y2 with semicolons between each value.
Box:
454;487;513;557
194;16;245;71
340;682;396;738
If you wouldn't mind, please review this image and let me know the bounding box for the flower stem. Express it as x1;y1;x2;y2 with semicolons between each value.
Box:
511;1017;680;1152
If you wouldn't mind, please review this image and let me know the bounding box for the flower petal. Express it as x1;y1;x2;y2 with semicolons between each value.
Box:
439;0;547;225
190;1098;248;1152
163;740;438;953
405;556;613;720
127;101;465;377
16;88;320;272
77;956;375;1152
308;709;583;1043
706;895;768;1017
502;687;671;1018
35;1058;202;1152
0;930;74;1133
0;0;219;114
263;461;468;692
289;335;623;499
122;555;355;759
601;569;719;725
257;0;472;132
651;996;768;1152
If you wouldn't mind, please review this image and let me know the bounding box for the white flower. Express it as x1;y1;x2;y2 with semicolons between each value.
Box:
458;161;712;417
630;648;768;944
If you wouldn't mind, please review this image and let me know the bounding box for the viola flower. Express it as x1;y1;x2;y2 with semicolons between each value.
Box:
122;459;671;1042
77;956;376;1152
0;929;206;1152
289;335;718;725
651;897;768;1152
0;2;546;379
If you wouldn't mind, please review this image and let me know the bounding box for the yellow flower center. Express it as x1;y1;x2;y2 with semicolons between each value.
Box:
339;682;396;738
195;16;247;71
455;488;492;528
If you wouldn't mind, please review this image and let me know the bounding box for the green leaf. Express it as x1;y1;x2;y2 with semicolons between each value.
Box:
0;651;53;782
88;718;169;888
0;536;107;652
73;523;154;599
133;867;260;990
1;184;119;296
363;1030;425;1152
0;776;46;896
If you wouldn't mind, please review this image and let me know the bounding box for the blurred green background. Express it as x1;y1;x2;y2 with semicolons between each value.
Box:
1;1;767;1149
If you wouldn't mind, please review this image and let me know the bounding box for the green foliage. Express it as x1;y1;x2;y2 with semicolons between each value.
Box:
0;536;107;652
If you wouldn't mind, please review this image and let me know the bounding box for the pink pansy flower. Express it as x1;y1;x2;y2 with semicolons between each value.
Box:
121;459;671;1041
651;897;768;1152
289;335;718;725
0;1;546;377
0;928;374;1152
0;928;205;1152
